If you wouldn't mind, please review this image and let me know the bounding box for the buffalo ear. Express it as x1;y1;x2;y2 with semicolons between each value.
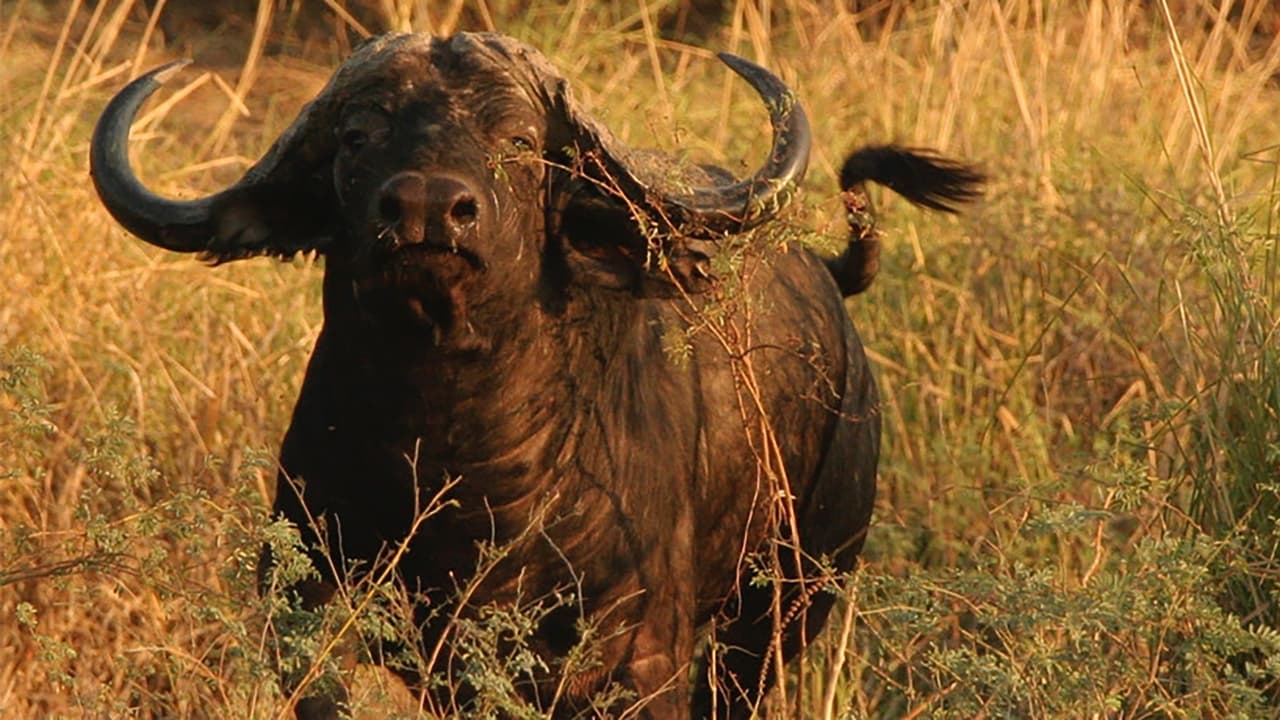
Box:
546;174;647;291
192;103;345;263
199;177;338;264
546;172;715;295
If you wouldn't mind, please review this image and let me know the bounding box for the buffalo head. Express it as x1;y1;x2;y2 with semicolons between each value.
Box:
93;33;809;341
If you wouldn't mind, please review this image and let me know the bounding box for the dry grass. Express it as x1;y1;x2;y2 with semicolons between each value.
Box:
3;0;1280;717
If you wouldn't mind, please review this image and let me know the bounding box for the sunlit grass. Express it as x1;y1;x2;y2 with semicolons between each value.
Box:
3;0;1280;717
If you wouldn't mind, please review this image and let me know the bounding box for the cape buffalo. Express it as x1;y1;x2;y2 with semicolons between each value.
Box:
91;32;980;719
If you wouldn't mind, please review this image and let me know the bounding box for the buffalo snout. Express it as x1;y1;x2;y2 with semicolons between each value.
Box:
376;171;481;249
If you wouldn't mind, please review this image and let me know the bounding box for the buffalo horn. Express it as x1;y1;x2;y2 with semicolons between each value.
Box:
90;61;219;253
558;53;811;238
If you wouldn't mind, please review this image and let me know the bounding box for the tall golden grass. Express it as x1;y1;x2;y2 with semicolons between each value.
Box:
2;0;1280;717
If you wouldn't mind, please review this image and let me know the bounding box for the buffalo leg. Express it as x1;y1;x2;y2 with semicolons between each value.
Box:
259;472;352;720
623;637;692;719
259;544;350;720
692;558;844;719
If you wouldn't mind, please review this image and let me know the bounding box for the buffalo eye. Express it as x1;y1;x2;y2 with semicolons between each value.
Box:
336;108;390;153
510;135;534;153
340;128;369;151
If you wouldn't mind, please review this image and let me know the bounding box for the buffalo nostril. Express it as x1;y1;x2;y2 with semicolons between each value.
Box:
449;196;478;230
376;172;428;246
378;193;404;224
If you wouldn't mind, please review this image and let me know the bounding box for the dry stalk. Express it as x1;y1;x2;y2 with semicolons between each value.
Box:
1157;0;1232;227
19;0;84;156
320;0;373;38
820;587;859;720
667;219;825;720
548;119;835;713
202;0;274;159
128;0;169;78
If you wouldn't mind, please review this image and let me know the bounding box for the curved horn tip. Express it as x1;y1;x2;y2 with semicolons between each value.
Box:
148;59;194;84
154;59;194;80
712;53;799;120
715;52;751;75
715;53;773;84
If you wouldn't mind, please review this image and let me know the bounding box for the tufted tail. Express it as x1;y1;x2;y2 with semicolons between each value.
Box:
826;144;984;296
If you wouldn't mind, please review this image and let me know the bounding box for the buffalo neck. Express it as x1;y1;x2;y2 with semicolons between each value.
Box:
311;258;653;477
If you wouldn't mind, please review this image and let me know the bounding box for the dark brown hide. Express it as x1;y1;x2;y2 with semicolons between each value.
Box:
91;32;981;720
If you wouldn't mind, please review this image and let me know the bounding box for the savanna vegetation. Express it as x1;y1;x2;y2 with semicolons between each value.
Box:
3;0;1280;717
